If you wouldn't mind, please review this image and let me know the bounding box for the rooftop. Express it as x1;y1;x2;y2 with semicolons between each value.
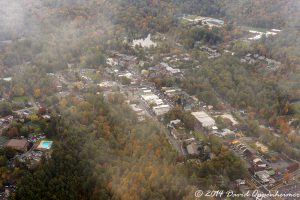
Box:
187;142;201;155
5;139;28;151
0;77;12;82
153;105;170;116
191;111;216;128
130;104;143;113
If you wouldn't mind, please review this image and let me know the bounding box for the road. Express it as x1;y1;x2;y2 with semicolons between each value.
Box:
119;81;185;156
160;123;186;156
13;95;38;115
13;106;36;115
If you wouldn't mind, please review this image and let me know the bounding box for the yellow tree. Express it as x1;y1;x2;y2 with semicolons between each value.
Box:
34;88;41;98
12;85;25;96
283;172;291;183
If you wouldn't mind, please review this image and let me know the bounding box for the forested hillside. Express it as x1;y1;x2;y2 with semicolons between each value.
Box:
14;94;192;200
173;0;300;99
13;92;246;200
173;0;300;28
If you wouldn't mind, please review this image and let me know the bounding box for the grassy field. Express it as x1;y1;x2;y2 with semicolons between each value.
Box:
245;140;257;150
291;102;300;115
192;131;206;141
13;96;29;103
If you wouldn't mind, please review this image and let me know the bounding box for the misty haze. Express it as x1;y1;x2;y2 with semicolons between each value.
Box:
0;0;299;200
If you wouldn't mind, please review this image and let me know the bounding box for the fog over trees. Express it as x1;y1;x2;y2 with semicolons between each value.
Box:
0;0;299;199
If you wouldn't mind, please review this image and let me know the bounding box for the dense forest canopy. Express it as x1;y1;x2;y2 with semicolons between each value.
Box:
12;92;247;200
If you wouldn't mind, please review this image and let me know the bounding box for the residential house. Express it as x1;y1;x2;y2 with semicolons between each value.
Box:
5;139;29;152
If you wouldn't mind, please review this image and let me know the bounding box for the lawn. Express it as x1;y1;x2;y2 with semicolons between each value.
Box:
13;96;29;103
291;102;300;115
245;140;257;150
192;131;205;141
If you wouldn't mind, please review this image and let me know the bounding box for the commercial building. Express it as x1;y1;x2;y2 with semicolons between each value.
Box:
0;77;12;82
191;111;216;130
255;170;270;183
141;94;164;105
153;105;170;116
97;81;117;88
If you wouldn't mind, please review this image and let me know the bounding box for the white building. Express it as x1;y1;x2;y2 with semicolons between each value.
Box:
98;81;117;88
166;66;181;74
0;77;12;82
170;119;181;126
106;58;118;66
153;105;170;116
192;111;216;128
203;18;224;27
160;62;181;74
255;170;270;183
132;34;157;48
141;94;163;106
142;89;152;94
253;158;262;164
141;94;160;102
118;72;133;79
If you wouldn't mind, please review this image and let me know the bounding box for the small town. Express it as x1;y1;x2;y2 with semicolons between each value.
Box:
1;39;299;199
0;0;299;199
